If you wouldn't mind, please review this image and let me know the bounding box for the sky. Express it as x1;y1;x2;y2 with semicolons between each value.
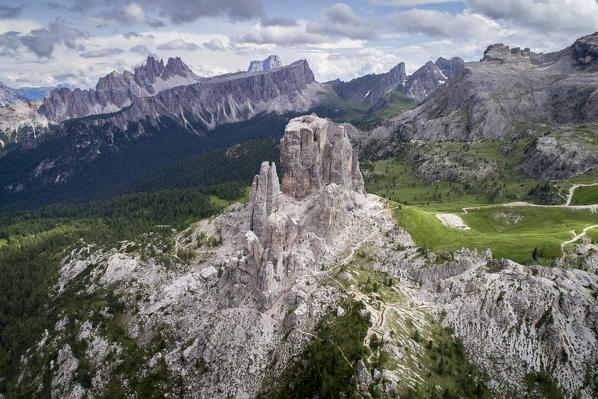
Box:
0;0;597;88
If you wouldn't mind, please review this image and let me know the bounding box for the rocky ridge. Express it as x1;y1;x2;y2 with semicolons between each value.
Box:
39;56;202;123
0;81;25;107
328;57;464;105
85;60;325;134
0;100;47;148
0;59;330;193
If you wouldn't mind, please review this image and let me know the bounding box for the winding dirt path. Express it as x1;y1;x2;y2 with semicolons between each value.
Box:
458;182;598;260
560;224;598;263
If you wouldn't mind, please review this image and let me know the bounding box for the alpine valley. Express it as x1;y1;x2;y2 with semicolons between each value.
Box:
1;20;598;399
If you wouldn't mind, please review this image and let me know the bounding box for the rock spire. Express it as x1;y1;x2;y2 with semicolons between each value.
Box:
280;114;365;200
248;161;280;240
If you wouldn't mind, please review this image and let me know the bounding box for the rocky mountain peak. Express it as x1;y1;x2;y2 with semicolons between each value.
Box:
435;56;465;78
388;62;407;78
39;56;201;122
482;43;535;62
0;81;25;107
572;31;598;70
404;61;447;101
248;161;281;240
280;114;365;200
243;114;366;309
247;55;283;72
163;56;195;78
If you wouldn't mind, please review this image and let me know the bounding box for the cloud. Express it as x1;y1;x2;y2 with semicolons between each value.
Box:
308;3;378;40
369;0;457;5
157;39;201;51
238;3;377;46
203;38;227;51
20;22;87;58
80;47;124;58
156;0;265;23
261;15;298;27
0;31;20;56
237;23;324;46
465;0;598;34
0;4;22;19
101;3;164;28
54;72;78;81
387;8;501;39
130;44;150;55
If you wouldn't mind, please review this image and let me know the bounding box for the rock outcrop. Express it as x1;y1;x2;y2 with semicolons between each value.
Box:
0;100;48;147
248;161;281;240
242;114;366;309
247;55;283;72
280;114;365;200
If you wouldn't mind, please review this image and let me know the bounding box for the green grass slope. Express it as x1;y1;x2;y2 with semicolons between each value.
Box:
394;205;598;264
570;185;598;205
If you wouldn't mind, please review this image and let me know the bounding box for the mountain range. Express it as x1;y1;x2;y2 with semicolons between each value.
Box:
1;33;597;212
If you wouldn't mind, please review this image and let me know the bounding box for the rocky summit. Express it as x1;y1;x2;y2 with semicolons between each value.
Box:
280;114;365;200
39;56;202;123
247;55;283;72
242;114;366;309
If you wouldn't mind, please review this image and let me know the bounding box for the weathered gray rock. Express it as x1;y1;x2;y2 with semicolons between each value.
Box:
241;114;367;309
522;131;598;179
0;81;25;107
247;55;282;72
355;359;373;391
39;56;201;123
280;114;365;200
248;161;280;240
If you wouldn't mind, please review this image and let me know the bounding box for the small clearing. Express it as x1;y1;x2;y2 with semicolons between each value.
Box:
436;213;470;230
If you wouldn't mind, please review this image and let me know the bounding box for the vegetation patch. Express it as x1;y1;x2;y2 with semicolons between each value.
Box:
570;185;598;206
394;204;598;264
263;298;370;399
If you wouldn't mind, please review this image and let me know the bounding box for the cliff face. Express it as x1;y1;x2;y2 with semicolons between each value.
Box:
243;114;366;309
280;114;365;200
247;55;283;72
392;32;598;142
0;81;25;107
86;60;323;133
38;56;202;123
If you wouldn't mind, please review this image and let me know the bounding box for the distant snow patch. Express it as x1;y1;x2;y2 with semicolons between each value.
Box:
436;213;470;230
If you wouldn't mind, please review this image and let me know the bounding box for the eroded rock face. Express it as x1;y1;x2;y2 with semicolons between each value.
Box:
241;114;366;309
247;55;283;72
39;56;201;123
280;114;365;200
248;161;281;240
